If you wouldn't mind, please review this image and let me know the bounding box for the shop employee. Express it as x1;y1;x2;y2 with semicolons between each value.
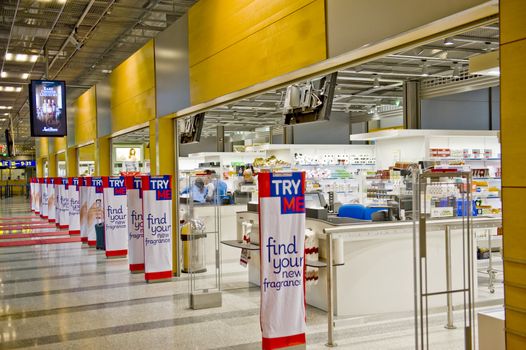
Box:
180;177;207;203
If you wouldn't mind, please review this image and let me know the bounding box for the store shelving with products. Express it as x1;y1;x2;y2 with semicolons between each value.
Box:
248;144;376;204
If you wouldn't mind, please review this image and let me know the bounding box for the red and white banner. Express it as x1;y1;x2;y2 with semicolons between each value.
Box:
54;178;62;227
30;178;35;212
48;178;56;221
87;177;104;247
68;177;81;235
79;177;91;243
38;178;45;217
126;176;144;272
142;175;173;282
103;176;128;258
58;177;69;229
258;172;306;349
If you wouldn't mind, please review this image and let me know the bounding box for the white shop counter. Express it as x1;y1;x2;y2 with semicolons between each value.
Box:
235;211;501;316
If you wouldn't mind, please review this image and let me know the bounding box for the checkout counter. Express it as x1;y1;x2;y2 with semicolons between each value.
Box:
234;193;502;317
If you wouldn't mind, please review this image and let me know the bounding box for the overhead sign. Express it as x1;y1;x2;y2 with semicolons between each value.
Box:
258;172;306;349
126;176;145;272
142;175;173;282
103;176;128;258
68;177;80;235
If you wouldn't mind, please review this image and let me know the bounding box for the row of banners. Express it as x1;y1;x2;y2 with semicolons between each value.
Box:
29;172;307;349
29;175;173;282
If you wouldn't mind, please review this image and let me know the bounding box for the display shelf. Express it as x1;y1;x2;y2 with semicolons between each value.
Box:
221;240;260;251
306;259;344;268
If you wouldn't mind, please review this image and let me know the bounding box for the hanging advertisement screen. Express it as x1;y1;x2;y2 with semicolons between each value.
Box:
179;113;204;144
28;80;67;137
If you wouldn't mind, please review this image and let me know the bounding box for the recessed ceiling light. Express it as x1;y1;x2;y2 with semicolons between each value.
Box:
5;53;13;61
21;73;29;79
0;71;7;78
15;54;28;62
443;37;455;46
373;74;380;88
0;106;13;110
16;87;22;92
4;86;14;92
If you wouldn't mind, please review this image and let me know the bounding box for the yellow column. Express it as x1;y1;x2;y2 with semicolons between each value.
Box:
66;147;78;177
150;118;179;275
95;137;111;176
501;0;526;348
48;153;57;177
36;158;44;177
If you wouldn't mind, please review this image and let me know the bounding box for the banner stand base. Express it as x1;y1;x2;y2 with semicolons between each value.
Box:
146;278;172;284
190;291;222;310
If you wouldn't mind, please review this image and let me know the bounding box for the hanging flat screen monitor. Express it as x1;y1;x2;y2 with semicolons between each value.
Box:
283;72;337;125
180;112;205;144
28;80;67;137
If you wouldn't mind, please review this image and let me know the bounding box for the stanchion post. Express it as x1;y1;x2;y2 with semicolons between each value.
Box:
326;232;336;347
445;225;455;329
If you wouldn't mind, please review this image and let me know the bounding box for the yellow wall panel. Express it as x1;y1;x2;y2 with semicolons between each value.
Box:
507;333;526;349
110;41;156;133
48;153;57;177
189;0;326;104
96;137;110;176
54;137;66;153
502;187;526;260
500;40;526;188
38;138;49;157
504;261;526;287
75;87;97;146
507;309;526;335
111;88;156;132
78;144;95;162
36;158;44;177
66;147;78;177
189;0;318;66
501;0;526;45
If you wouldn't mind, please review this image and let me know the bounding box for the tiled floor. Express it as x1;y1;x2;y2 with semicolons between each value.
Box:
0;196;503;349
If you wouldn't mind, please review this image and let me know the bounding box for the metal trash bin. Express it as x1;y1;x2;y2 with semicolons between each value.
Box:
181;222;207;273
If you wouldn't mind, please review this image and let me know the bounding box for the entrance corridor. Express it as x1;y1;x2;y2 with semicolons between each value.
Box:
0;196;503;349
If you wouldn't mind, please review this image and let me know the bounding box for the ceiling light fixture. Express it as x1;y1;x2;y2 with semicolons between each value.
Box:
21;73;29;79
15;54;28;62
16;87;22;92
443;37;455;46
421;60;429;77
0;106;13;110
0;71;7;78
373;74;380;88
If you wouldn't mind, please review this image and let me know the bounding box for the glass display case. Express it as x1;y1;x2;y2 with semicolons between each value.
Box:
180;173;222;309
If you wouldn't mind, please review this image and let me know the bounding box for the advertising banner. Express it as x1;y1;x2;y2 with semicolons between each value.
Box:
126;176;144;272
58;177;69;229
87;177;104;247
39;178;46;217
47;178;56;222
54;177;61;227
258;172;306;349
103;176;128;258
35;177;44;217
30;178;35;212
68;177;81;235
79;177;91;243
142;175;173;281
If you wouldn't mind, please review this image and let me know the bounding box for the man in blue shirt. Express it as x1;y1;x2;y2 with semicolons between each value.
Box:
181;177;207;203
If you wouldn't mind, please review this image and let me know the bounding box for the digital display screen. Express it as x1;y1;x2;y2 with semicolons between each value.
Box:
29;80;67;137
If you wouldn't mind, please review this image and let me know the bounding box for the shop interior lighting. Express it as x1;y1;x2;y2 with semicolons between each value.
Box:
443;37;455;46
373;74;380;88
0;71;7;78
0;106;13;110
4;52;39;62
21;73;29;79
421;60;429;77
